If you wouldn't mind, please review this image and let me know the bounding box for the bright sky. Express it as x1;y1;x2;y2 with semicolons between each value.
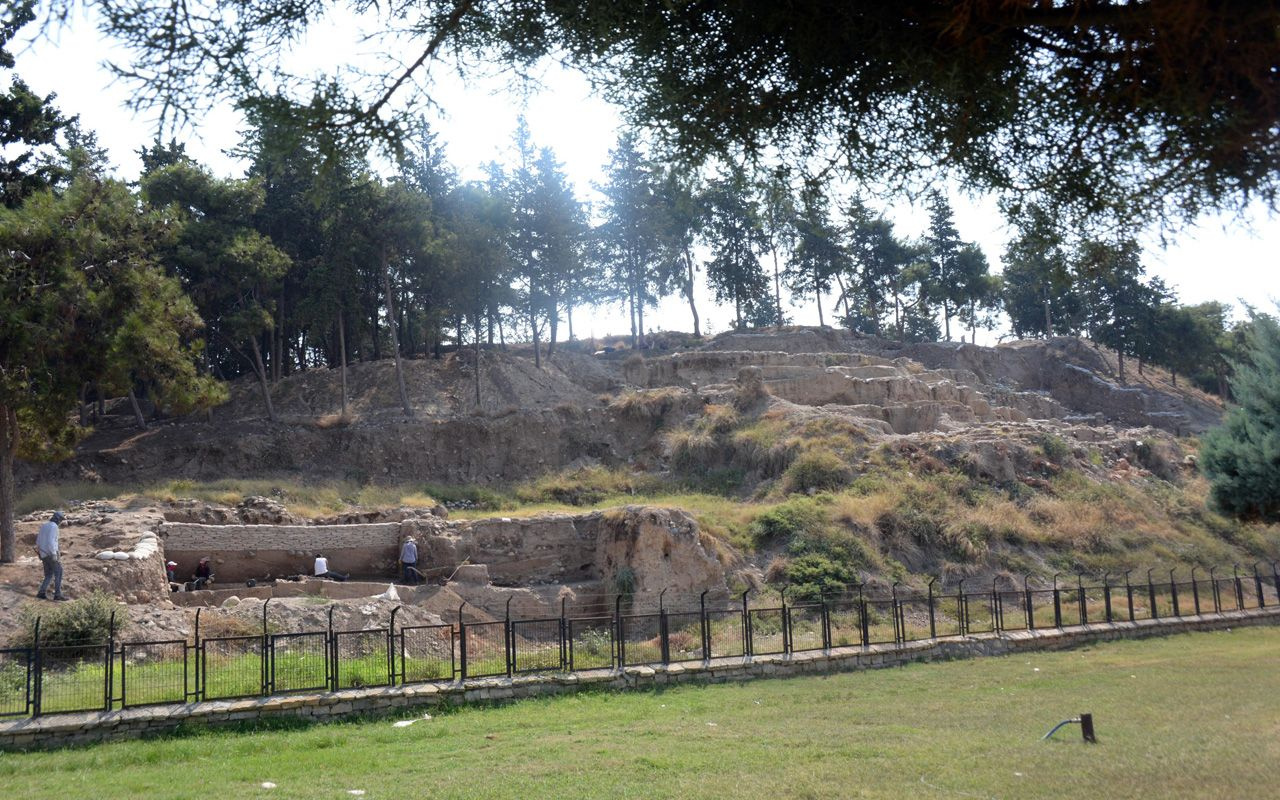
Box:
14;9;1279;342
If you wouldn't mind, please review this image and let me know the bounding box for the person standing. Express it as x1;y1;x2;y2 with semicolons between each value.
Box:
36;511;67;601
400;537;419;584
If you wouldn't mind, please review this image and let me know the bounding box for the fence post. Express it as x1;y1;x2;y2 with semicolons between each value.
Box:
505;597;514;678
858;583;869;646
699;590;710;662
1232;564;1244;610
106;609;116;711
262;598;271;695
1272;562;1280;608
615;595;624;668
1210;567;1221;613
32;617;41;717
1123;570;1134;621
927;579;937;639
1023;575;1034;631
1190;567;1202;615
388;605;401;686
741;589;751;657
1146;569;1159;620
958;579;968;636
890;583;901;643
658;589;670;665
458;601;468;680
1051;574;1062;629
1102;573;1112;623
820;591;831;650
1169;570;1180;617
1253;563;1266;610
1076;574;1087;626
327;605;337;691
193;607;202;702
560;597;569;671
992;582;1002;634
781;586;791;654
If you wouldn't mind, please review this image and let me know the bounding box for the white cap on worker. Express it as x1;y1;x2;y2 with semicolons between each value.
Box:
167;561;177;566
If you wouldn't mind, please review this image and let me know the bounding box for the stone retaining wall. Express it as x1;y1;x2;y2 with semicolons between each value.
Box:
2;607;1274;751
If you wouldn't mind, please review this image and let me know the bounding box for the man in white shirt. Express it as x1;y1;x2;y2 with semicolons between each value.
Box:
400;537;419;584
313;553;348;581
35;511;67;601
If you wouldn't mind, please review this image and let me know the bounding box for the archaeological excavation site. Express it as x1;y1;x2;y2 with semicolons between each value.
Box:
1;327;1276;725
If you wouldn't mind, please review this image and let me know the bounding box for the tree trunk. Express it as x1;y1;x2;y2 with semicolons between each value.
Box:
684;250;701;337
1042;285;1052;337
79;382;90;428
0;404;17;563
530;306;541;369
547;291;559;360
735;293;742;330
127;387;148;430
771;246;782;325
894;291;903;340
382;256;413;417
813;265;824;327
943;301;951;341
637;297;646;348
337;309;349;419
628;284;638;349
567;304;575;341
1117;350;1126;383
970;298;978;344
1171;370;1177;387
249;336;278;422
474;313;482;407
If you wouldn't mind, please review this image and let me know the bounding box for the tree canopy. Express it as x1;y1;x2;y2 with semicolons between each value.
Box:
58;0;1280;227
1200;311;1280;522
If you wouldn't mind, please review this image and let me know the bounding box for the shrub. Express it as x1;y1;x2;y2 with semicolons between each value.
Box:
782;448;853;494
612;566;637;599
1038;433;1071;463
784;554;854;601
665;429;719;473
13;592;123;651
610;387;685;421
748;498;827;548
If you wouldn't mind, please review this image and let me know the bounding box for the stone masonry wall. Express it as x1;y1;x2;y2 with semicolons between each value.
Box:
160;522;404;582
1;607;1274;750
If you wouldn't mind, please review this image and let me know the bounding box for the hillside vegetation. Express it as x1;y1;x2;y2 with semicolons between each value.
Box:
16;328;1278;594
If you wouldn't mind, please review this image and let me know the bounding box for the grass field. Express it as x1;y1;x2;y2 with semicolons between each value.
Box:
1;627;1277;799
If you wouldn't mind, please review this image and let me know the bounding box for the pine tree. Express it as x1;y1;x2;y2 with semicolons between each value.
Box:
1199;311;1280;522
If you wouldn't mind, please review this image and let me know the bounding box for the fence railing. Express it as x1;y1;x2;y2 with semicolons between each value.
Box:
3;563;1277;719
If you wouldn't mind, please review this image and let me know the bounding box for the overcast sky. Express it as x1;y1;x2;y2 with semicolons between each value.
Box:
13;9;1278;342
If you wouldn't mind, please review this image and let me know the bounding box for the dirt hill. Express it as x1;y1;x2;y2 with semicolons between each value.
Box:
7;326;1273;642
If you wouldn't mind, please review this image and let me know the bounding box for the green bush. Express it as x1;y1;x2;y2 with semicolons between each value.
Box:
13;592;123;651
784;554;854;601
1037;433;1071;463
782;448;853;494
748;498;828;548
612;566;637;599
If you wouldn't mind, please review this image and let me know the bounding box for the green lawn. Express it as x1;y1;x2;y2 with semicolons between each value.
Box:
2;627;1278;799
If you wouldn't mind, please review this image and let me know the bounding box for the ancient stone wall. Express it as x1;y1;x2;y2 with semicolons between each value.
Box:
160;522;403;582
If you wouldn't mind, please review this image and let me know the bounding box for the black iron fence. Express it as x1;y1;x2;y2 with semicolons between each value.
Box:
2;563;1278;719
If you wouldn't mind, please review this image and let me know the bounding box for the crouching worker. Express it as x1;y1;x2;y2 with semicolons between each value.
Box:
400;537;420;584
191;557;215;589
313;553;349;581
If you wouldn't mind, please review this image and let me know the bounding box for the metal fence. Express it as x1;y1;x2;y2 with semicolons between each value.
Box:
3;563;1277;718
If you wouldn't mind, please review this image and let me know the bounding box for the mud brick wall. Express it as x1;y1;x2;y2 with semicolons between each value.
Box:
160;522;404;582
